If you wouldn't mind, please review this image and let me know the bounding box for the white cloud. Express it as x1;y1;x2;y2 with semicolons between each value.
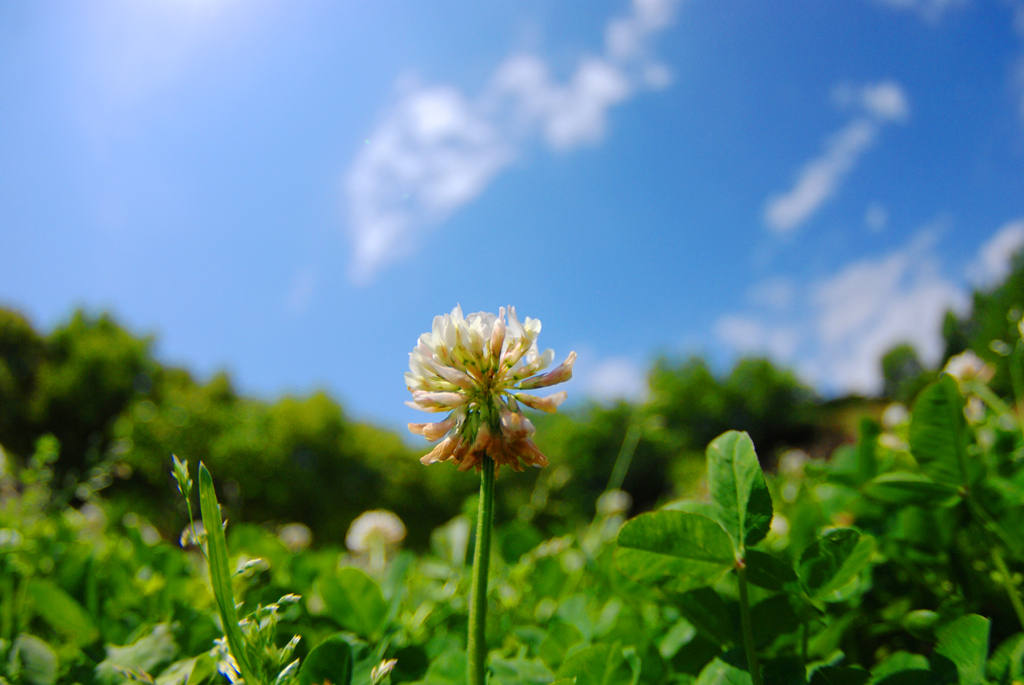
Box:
808;234;967;392
285;266;317;314
872;0;971;22
716;227;978;396
715;315;800;359
967;219;1024;287
747;277;795;311
579;356;649;402
865;202;888;232
344;0;680;284
764;81;909;234
1016;58;1024;124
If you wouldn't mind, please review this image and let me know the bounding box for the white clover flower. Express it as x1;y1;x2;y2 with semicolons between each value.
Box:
406;305;576;473
881;403;909;430
346;510;407;553
596;489;632;517
277;523;312;553
943;350;994;385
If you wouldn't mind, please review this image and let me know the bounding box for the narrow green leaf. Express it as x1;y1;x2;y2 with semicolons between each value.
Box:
25;578;98;646
706;431;773;553
556;643;634;685
198;462;259;685
744;550;799;592
863;473;960;507
797;528;875;601
298;635;353;685
909;376;969;488
318;567;387;638
615;511;734;593
935;614;989;685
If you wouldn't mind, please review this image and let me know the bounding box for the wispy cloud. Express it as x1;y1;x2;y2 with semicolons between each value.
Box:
865;202;889;232
764;81;909;234
284;266;318;314
807;232;965;392
715;315;800;360
344;0;680;284
579;356;649;402
716;224;981;396
871;0;971;22
967;218;1024;287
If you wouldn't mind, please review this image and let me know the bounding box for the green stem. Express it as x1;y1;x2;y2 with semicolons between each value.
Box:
991;547;1024;631
736;563;763;685
467;455;495;685
606;413;642;493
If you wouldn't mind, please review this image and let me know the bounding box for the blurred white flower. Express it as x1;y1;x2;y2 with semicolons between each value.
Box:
277;523;313;553
406;305;575;473
346;510;407;553
943;350;994;385
779;449;809;478
596;489;632;517
881;403;909;429
965;395;986;424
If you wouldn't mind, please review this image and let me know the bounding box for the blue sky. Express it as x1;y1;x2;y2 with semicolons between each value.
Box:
2;0;1024;432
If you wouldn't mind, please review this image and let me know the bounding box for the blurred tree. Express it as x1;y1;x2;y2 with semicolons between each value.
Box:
31;312;152;477
880;343;934;404
0;308;45;456
647;356;818;471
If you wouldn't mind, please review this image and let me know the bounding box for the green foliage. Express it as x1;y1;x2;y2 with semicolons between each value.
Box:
648;357;818;469
198;463;258;685
615;511;734;592
8;252;1024;685
881;345;935;405
298;636;352;685
796;529;875;602
908;376;970;488
706;432;773;552
319;568;387;639
942;249;1024;394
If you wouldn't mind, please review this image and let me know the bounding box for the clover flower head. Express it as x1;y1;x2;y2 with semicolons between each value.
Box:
277;523;312;553
943;350;994;385
406;305;576;474
346;510;407;553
